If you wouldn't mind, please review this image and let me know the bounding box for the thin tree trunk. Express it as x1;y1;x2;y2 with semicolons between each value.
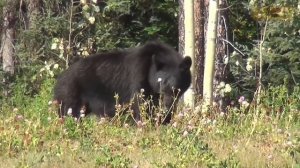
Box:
204;0;209;47
178;0;184;56
214;0;231;112
194;0;205;100
27;0;41;29
1;0;17;75
183;0;195;108
24;0;42;58
203;0;218;107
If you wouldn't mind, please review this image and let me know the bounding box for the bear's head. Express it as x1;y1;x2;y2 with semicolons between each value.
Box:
147;42;192;112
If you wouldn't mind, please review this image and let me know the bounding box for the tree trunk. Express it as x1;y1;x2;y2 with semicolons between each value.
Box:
178;0;184;56
27;0;41;29
183;0;195;108
204;0;209;48
213;0;231;112
203;0;218;107
194;0;205;100
1;0;17;75
24;0;42;58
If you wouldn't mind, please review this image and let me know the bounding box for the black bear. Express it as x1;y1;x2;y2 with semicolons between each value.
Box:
53;41;191;124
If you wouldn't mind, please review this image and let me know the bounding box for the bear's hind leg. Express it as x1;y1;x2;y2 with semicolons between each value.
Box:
88;97;116;118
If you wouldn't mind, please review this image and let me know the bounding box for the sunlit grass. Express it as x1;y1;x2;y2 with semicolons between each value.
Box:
0;79;299;167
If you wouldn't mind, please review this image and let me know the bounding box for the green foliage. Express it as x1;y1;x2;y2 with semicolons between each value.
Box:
92;0;178;51
2;0;179;103
260;86;300;120
95;145;132;168
227;0;299;101
263;15;300;88
228;1;258;45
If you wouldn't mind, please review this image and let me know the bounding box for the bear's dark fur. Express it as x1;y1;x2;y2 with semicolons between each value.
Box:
53;41;191;124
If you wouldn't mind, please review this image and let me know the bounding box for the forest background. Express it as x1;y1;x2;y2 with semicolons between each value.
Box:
0;0;299;167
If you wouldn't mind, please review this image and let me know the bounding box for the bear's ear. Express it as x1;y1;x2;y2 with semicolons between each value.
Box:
152;54;164;70
179;56;192;71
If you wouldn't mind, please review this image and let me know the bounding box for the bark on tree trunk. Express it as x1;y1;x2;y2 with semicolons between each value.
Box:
204;0;209;46
214;0;232;112
194;0;205;100
178;0;185;56
24;0;42;57
1;0;17;75
27;0;41;29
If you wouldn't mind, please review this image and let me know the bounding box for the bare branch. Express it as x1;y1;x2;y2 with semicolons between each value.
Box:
220;38;246;57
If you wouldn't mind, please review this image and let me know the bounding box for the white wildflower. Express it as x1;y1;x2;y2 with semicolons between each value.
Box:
213;101;218;107
232;51;238;56
182;130;188;137
224;84;232;93
172;122;177;128
235;60;239;66
59;40;64;50
219;81;225;88
67;108;72;116
99;117;106;124
51;43;58;50
212;120;217;125
45;64;51;71
124;123;129;128
246;64;253;71
88;16;95;24
53;38;60;43
80;0;87;5
59;51;64;58
82;5;89;11
247;57;253;64
82;50;89;56
241;101;249;107
220;112;225;117
223;55;228;64
49;71;54;77
53;64;59;69
206;118;212;124
267;155;273;160
286;141;292;146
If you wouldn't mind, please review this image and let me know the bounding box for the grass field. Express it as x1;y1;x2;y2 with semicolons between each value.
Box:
0;80;299;167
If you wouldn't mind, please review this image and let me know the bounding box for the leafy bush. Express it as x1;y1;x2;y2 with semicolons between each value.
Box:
227;0;300;101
